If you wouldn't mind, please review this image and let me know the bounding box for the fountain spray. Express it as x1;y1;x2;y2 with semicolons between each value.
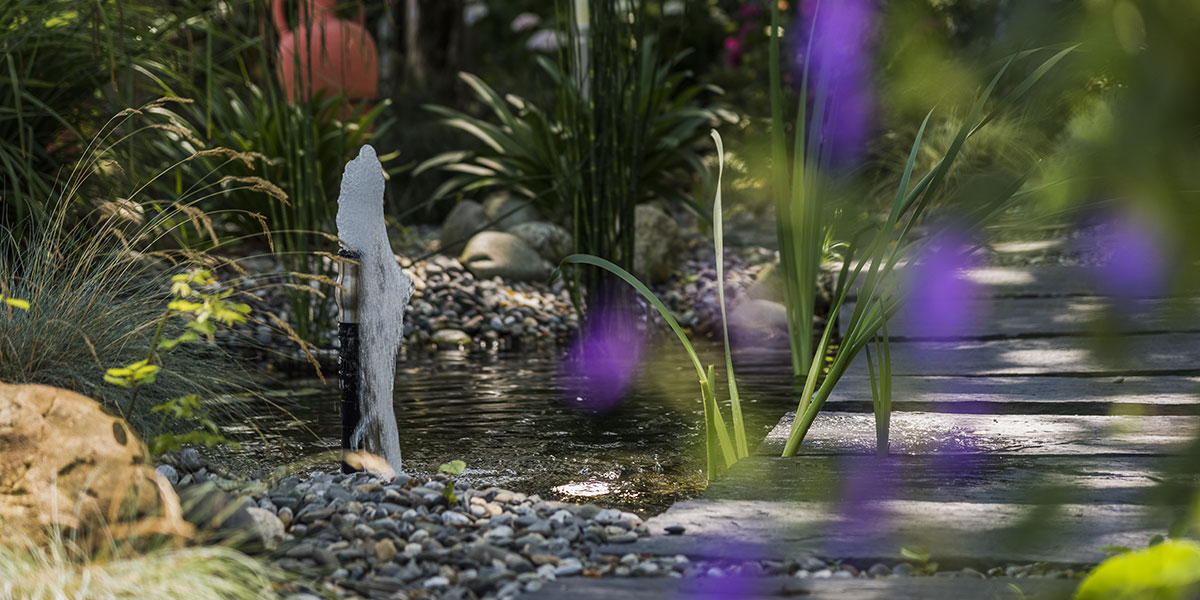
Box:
335;145;412;473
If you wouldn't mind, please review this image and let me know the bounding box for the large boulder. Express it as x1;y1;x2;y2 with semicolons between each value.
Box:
508;221;573;263
483;192;540;231
634;204;680;285
440;200;487;255
460;231;552;282
0;383;191;545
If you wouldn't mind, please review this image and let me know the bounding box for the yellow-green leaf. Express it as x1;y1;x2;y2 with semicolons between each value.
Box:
168;300;203;312
3;298;30;310
104;374;130;387
158;331;199;350
1075;540;1200;600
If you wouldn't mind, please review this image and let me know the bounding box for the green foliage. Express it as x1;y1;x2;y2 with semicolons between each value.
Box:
439;460;467;476
1075;540;1200;600
767;0;823;378
0;105;274;438
420;52;718;220
102;268;248;455
439;460;468;503
558;133;748;480
779;47;1076;458
0;0;172;231
149;69;394;344
422;1;722;317
899;545;939;575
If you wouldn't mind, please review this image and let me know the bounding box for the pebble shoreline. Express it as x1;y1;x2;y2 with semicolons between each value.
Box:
161;451;1083;600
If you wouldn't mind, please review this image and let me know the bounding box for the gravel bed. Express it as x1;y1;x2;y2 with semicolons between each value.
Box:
161;448;1087;600
223;238;776;368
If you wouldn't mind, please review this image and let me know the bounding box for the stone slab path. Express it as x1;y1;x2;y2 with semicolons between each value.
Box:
520;265;1199;599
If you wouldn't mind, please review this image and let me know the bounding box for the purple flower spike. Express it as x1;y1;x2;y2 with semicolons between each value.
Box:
904;231;980;340
794;0;877;167
1093;213;1171;304
560;306;645;414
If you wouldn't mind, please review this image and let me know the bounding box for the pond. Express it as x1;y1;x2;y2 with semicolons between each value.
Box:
220;342;799;516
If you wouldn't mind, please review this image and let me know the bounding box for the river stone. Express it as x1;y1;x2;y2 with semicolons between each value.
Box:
0;383;191;546
483;192;540;231
440;200;487;255
507;221;573;263
244;507;285;550
431;328;472;349
729;299;789;338
375;538;399;561
633;204;679;284
746;259;784;301
156;464;180;486
460;231;552;282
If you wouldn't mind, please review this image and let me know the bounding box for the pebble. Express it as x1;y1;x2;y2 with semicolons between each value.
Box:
179;447;203;473
375;539;398;562
155;464;179;486
867;563;891;577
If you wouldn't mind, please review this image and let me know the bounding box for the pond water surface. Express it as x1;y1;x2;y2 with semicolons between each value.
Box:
222;342;799;515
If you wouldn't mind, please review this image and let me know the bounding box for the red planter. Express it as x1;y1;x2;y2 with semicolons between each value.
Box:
274;0;379;103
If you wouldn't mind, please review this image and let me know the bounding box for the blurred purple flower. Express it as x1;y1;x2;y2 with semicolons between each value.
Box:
904;231;980;340
828;456;893;557
1093;213;1170;303
679;571;767;600
560;306;645;413
793;0;876;167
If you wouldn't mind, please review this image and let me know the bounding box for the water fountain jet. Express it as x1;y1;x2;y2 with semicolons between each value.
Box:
336;145;411;473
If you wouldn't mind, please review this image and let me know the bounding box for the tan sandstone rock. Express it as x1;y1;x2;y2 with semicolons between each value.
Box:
0;382;192;545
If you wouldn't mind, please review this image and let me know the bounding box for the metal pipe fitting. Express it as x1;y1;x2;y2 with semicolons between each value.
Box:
337;249;363;473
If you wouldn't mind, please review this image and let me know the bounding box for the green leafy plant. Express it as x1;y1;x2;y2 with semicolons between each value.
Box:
557;131;747;481
438;460;467;503
103;268;249;455
421;1;722;317
899;545;939;575
150;76;394;344
1076;540;1200;600
0;0;175;232
778;46;1076;457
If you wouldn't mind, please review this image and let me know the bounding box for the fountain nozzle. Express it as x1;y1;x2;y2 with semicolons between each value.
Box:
337;248;363;472
337;249;361;323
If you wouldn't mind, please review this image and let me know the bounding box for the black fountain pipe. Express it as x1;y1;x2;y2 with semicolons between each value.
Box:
337;248;362;473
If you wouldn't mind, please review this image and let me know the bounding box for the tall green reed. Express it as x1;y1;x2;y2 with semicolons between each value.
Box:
559;130;746;481
781;47;1076;457
0;0;206;235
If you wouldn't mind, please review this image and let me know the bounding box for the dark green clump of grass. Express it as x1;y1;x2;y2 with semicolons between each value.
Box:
0;203;249;435
0;105;278;438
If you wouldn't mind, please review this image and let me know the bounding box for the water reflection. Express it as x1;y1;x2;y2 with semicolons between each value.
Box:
225;343;797;515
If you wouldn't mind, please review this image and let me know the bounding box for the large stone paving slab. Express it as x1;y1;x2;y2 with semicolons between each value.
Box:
598;498;1171;565
703;455;1190;506
844;265;1114;300
842;333;1200;377
756;411;1199;456
838;297;1200;340
823;375;1200;415
522;576;1077;600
